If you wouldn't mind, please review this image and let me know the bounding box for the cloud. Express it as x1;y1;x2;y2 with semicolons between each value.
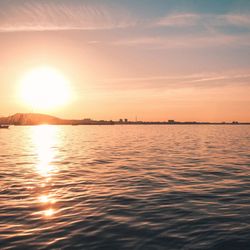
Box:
108;11;250;49
155;12;250;28
219;14;250;27
0;1;137;32
112;33;250;49
156;13;201;27
100;72;250;90
1;1;249;35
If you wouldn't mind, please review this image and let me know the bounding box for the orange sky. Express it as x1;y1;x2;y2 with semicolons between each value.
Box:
0;0;250;122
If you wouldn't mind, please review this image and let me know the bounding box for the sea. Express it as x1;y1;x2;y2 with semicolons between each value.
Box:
0;125;250;250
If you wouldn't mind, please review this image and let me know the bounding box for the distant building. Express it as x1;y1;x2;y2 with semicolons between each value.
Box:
168;120;175;124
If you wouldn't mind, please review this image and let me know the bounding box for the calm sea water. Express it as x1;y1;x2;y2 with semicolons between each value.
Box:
0;125;250;250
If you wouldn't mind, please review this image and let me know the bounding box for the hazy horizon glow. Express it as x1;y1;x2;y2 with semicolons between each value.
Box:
0;0;250;121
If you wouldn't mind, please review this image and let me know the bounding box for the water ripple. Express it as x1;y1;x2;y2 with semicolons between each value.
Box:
0;125;250;249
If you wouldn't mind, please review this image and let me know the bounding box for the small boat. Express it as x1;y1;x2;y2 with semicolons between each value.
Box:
0;125;9;129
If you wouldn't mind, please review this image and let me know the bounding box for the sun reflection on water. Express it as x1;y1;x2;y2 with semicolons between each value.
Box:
38;194;56;204
32;125;58;177
32;125;59;218
44;208;55;217
39;195;49;203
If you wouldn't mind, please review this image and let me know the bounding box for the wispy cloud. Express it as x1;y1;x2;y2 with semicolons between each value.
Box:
219;13;250;27
0;1;137;32
156;13;201;27
101;72;250;90
107;11;250;49
155;12;250;28
112;33;250;49
1;0;250;35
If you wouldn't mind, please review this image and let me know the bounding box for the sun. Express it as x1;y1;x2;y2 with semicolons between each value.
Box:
20;66;71;111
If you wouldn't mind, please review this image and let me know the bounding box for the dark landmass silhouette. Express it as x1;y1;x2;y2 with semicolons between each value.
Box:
0;113;249;126
0;113;113;125
0;113;70;125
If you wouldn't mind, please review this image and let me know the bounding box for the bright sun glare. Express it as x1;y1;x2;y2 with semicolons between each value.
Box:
20;66;71;110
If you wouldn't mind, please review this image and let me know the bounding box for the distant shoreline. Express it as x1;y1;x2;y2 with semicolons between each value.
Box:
8;122;250;126
0;113;249;126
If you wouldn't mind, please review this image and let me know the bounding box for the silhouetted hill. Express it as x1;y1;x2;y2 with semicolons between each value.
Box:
0;113;114;125
0;113;73;125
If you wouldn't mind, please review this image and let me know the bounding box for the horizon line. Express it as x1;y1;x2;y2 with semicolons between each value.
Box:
0;112;250;124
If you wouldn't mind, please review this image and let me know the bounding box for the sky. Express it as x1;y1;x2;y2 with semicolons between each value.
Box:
0;0;250;122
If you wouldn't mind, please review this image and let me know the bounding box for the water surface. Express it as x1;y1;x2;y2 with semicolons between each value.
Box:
0;125;250;249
